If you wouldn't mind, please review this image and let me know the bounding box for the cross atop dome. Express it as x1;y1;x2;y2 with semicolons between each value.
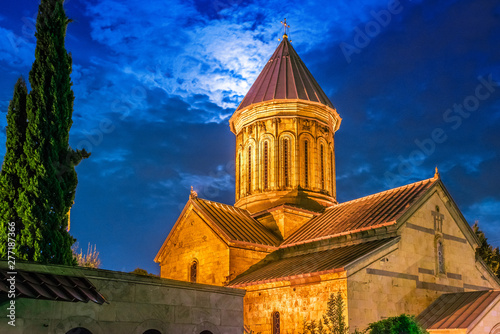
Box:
280;18;290;38
234;28;335;112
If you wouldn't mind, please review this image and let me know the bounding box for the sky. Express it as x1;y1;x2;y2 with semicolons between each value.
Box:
1;0;499;274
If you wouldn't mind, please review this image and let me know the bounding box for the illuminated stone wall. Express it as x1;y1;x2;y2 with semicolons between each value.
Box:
157;203;275;286
229;246;274;282
243;271;347;334
0;261;245;334
157;205;230;286
347;190;500;331
469;305;500;334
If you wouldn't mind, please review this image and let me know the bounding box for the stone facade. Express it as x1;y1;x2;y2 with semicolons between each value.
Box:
0;261;245;334
158;204;231;285
346;189;498;331
156;200;276;286
253;205;318;240
470;307;500;334
155;33;500;334
242;271;347;334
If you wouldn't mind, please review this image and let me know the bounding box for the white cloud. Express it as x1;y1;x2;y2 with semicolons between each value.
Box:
81;0;394;117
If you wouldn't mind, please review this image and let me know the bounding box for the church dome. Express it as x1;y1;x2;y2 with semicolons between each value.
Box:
236;35;334;112
229;29;341;215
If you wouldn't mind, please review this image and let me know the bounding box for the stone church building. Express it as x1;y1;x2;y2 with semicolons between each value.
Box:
155;32;500;334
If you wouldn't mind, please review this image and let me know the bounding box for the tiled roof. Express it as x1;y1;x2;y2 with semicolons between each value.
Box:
228;238;397;287
0;268;107;304
192;197;281;247
282;178;437;247
417;290;500;329
236;36;334;111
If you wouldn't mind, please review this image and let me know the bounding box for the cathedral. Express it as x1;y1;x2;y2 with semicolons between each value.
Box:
155;30;500;334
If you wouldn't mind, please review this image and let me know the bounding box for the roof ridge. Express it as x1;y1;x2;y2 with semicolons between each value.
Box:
328;177;436;209
196;197;242;211
193;197;280;247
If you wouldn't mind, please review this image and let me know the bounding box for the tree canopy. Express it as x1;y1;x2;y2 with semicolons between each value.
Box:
473;221;500;279
1;0;89;265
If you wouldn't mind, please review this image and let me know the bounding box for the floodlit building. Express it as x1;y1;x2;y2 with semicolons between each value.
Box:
155;31;500;333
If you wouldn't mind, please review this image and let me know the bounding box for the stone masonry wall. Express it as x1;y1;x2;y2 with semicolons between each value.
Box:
243;271;347;334
0;261;245;334
347;190;500;331
159;207;230;286
229;247;272;282
470;301;500;334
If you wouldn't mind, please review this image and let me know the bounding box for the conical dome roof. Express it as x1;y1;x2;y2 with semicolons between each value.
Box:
236;36;334;111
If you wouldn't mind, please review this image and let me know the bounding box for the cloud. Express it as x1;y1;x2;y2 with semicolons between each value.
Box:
2;0;500;273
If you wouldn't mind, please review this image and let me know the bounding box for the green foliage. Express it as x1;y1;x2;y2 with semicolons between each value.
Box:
473;221;500;279
0;77;28;257
299;291;348;334
130;268;158;277
0;0;89;265
323;291;349;334
367;314;427;334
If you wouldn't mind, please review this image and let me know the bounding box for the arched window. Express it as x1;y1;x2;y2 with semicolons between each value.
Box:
283;139;289;188
248;147;252;193
437;240;445;274
143;330;161;334
66;329;92;334
264;141;269;190
190;260;198;283
272;311;280;334
304;140;309;188
320;144;325;190
330;150;334;193
238;152;242;197
200;331;214;334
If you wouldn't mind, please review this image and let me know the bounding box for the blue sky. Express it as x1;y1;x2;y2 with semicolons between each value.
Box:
1;0;499;274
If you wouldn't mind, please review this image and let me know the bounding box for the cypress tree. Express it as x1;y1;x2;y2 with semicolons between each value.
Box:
323;291;349;334
0;77;28;258
15;0;89;265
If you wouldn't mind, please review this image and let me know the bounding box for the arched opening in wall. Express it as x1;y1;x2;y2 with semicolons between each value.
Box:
248;146;252;194
283;139;289;188
238;152;241;198
200;331;214;334
190;259;198;283
304;140;309;188
66;328;92;334
143;330;161;334
330;149;334;195
320;144;325;190
264;141;269;190
272;311;280;334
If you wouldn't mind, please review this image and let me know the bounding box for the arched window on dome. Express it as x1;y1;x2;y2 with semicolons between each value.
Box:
248;146;252;194
320;144;325;190
264;141;269;190
272;311;280;334
304;140;309;188
330;149;334;194
283;139;290;188
190;260;198;283
238;152;242;198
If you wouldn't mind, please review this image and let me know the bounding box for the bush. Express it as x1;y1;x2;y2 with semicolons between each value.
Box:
367;314;427;334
